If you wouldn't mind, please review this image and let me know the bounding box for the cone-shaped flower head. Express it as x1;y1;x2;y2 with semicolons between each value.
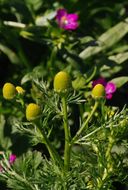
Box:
92;84;105;99
16;86;25;95
26;103;41;121
2;83;16;100
54;71;71;93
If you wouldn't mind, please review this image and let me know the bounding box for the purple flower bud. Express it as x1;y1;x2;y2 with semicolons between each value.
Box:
92;77;107;88
9;154;16;164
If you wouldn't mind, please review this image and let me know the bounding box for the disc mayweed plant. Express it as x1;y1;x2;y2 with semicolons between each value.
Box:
1;72;128;190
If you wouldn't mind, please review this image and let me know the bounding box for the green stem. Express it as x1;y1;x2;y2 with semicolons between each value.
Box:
62;96;71;172
72;101;99;143
47;47;57;68
36;123;63;169
97;129;114;189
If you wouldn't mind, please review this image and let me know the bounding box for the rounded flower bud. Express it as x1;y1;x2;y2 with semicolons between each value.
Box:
2;83;16;100
53;71;71;93
26;103;41;121
92;84;105;99
16;86;25;95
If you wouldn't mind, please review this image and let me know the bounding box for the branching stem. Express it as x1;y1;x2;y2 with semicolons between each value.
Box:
36;124;63;169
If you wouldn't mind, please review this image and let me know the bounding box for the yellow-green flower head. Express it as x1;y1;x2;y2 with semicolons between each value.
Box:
92;84;105;99
26;103;41;121
54;71;71;93
16;86;25;95
2;83;16;100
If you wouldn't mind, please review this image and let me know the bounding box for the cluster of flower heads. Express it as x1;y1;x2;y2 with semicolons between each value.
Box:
2;82;25;100
56;8;79;30
2;74;117;124
92;77;116;99
2;82;42;121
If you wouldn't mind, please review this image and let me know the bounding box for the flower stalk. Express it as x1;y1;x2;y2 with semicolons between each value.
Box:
72;101;99;143
96;127;115;189
61;96;71;172
35;121;63;169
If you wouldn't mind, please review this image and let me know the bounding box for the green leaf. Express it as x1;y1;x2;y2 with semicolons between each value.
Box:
109;45;128;54
14;150;42;173
0;43;20;64
72;76;86;90
79;18;128;59
21;65;45;84
72;67;97;90
108;52;128;64
25;0;43;11
79;36;94;44
0;115;12;150
36;10;56;26
111;76;128;88
20;26;49;44
89;7;113;17
21;73;32;84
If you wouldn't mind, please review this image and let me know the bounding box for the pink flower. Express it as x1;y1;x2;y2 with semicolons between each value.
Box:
105;82;116;99
9;154;16;164
92;78;116;99
56;9;79;30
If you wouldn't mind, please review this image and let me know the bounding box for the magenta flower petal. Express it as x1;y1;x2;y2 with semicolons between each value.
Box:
92;77;107;88
66;14;79;22
56;9;79;30
106;93;113;99
63;14;79;30
56;9;67;22
9;154;17;164
105;82;116;94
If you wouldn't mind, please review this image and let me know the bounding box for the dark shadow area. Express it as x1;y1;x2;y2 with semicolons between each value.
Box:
113;181;127;190
11;133;30;156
